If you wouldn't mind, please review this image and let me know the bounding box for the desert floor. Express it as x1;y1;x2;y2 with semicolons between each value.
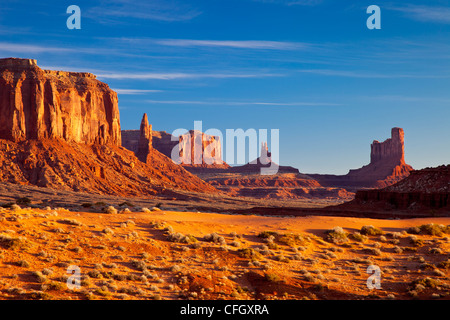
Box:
0;205;449;300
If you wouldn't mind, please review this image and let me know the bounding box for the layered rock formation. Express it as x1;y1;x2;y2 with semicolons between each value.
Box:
0;58;121;145
178;130;224;167
123;129;230;169
371;127;405;164
0;58;217;196
199;143;353;200
310;128;413;190
348;165;450;211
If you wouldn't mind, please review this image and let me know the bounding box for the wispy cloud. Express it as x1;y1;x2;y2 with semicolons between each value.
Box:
98;72;283;80
146;100;339;106
389;5;450;24
359;95;450;103
297;69;450;79
0;42;72;54
86;0;201;22
154;39;306;50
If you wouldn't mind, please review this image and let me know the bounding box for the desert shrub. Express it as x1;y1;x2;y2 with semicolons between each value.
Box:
230;232;241;239
102;228;114;235
163;225;174;233
429;247;443;254
393;246;403;254
386;232;403;239
87;270;102;278
237;248;263;260
363;248;382;256
32;271;48;283
324;227;348;244
360;225;384;236
407;227;421;235
131;259;147;271
350;232;368;243
190;242;202;249
230;240;240;247
58;218;83;226
0;234;28;250
408;236;424;247
113;273;127;281
11;204;21;211
264;272;282;282
203;233;226;245
142;208;151;213
104;206;117;214
170;265;182;273
410;277;441;289
41;281;65;291
408;224;450;237
167;232;197;244
274;254;290;263
41;268;53;276
278;233;307;247
17;260;30;268
257;231;278;239
419;263;436;270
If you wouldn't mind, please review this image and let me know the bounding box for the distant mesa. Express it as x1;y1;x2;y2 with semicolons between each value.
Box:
309;128;413;190
122;127;230;170
227;142;299;175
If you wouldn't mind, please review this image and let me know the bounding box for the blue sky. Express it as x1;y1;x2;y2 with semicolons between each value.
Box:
1;0;449;174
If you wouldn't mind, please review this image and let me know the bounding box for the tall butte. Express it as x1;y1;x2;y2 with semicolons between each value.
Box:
136;113;153;163
0;57;121;145
310;127;413;190
371;127;405;165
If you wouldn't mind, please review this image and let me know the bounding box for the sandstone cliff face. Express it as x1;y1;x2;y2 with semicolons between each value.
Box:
0;58;217;196
0;58;121;146
352;165;450;210
370;127;405;165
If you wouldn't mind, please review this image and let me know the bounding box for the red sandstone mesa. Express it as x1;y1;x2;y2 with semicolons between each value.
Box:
0;58;217;195
0;58;121;146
